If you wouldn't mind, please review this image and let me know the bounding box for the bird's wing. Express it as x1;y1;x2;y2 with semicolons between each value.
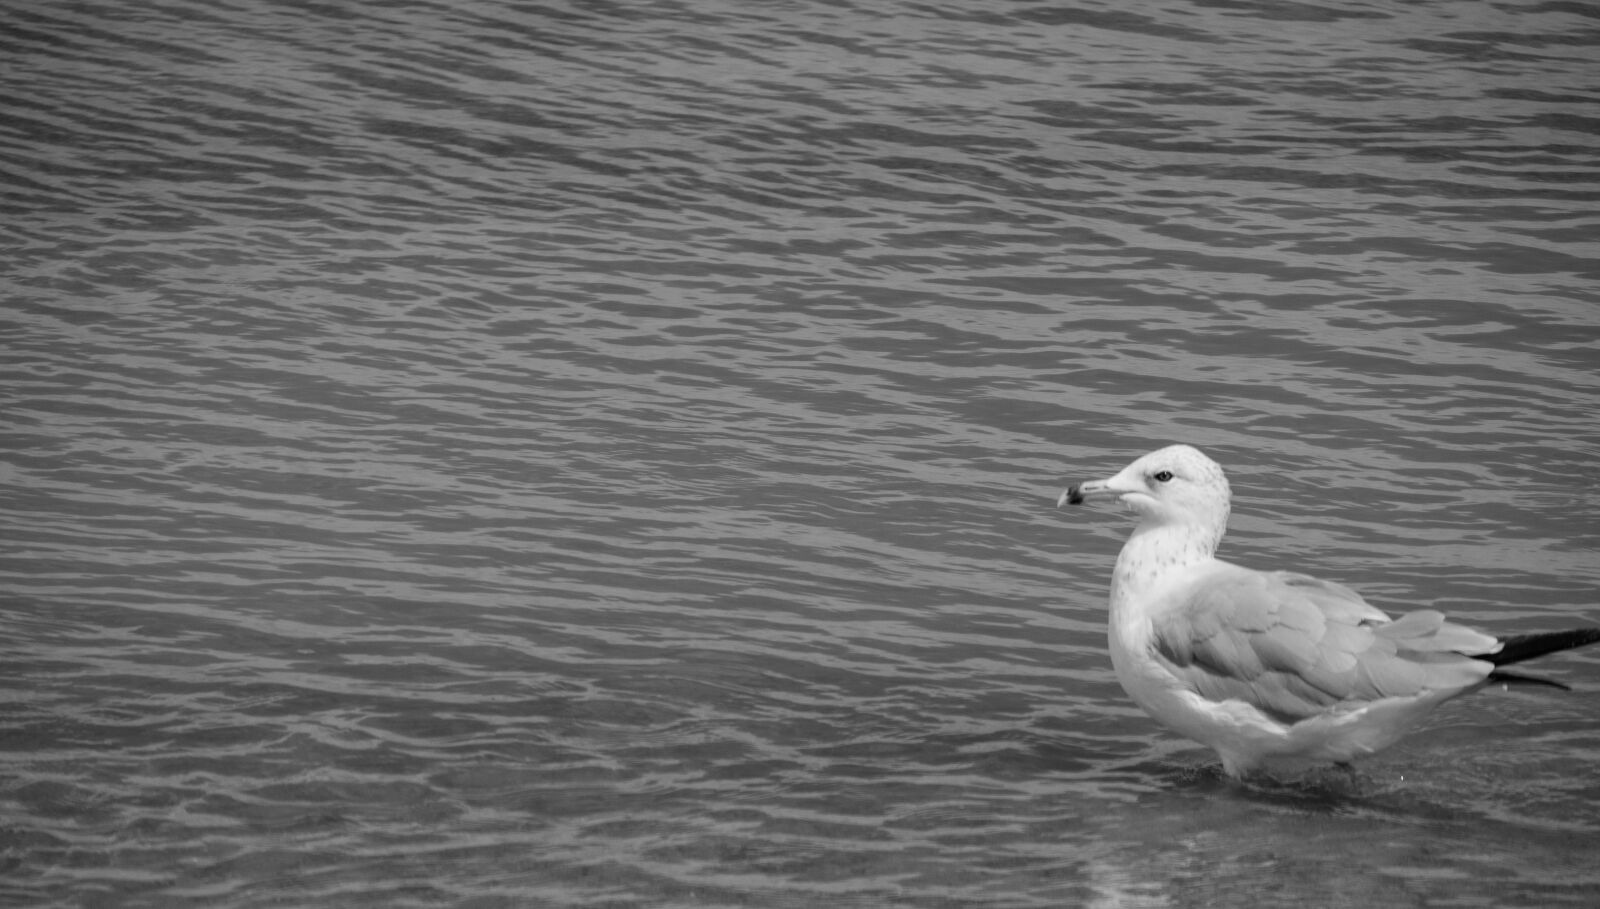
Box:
1150;566;1498;723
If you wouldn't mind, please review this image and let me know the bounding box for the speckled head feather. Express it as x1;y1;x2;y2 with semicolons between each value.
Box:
1064;444;1232;558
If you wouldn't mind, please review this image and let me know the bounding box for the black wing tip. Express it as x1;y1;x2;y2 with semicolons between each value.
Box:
1487;669;1572;692
1064;485;1086;506
1491;628;1600;667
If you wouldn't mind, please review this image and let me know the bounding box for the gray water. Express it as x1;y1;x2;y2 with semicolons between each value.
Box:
4;0;1600;906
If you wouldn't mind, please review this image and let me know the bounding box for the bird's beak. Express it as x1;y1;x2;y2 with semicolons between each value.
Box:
1057;475;1140;508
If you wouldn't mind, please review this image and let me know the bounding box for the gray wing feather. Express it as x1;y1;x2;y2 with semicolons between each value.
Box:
1153;567;1495;724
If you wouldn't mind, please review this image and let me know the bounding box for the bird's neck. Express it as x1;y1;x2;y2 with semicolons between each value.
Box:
1110;520;1221;611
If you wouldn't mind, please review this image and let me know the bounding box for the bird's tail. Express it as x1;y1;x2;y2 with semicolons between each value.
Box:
1481;628;1600;691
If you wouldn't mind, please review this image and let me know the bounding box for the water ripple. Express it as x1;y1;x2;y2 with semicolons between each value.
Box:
4;0;1600;906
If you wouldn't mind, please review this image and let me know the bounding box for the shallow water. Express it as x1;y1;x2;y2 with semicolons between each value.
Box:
3;0;1599;906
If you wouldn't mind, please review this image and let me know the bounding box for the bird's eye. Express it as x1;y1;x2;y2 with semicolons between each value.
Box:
1152;470;1174;483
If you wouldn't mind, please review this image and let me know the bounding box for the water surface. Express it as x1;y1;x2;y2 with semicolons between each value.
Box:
3;0;1599;906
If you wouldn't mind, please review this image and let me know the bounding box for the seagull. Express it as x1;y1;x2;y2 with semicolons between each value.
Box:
1060;444;1600;777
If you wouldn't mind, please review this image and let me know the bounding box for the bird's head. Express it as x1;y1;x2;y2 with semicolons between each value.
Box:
1060;444;1232;540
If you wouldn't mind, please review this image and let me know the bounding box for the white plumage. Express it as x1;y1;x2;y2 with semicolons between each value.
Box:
1061;444;1598;776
